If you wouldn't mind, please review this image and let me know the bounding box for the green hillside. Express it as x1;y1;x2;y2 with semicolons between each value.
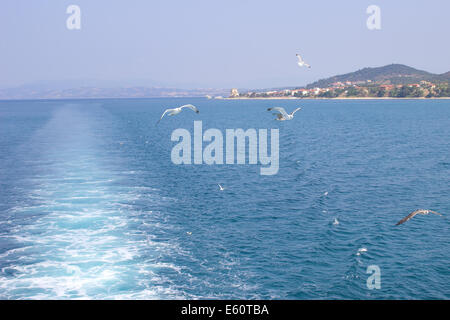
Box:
306;64;450;88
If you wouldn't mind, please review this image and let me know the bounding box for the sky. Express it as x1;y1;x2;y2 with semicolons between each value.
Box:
0;0;449;89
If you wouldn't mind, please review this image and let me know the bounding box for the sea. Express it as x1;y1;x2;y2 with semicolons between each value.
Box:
0;98;449;299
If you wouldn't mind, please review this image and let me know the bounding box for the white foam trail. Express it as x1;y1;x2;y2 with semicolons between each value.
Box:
0;105;184;299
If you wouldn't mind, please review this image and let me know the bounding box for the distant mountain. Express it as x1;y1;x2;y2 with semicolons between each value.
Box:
306;64;450;88
0;86;229;100
440;71;450;80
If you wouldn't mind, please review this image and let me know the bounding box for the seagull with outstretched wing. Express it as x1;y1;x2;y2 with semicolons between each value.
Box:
395;209;443;226
157;104;199;124
296;54;311;68
267;107;302;121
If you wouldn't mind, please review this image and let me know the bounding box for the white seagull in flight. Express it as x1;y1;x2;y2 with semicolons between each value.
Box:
218;184;225;191
395;209;443;226
267;107;302;121
157;104;199;124
296;54;311;68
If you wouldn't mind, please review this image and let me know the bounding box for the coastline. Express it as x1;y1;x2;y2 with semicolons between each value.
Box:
224;97;450;100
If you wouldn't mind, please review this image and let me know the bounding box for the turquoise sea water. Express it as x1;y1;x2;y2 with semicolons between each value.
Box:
0;98;449;299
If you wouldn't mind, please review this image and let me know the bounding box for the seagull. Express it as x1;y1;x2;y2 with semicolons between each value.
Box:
157;104;199;124
267;107;302;121
395;209;443;226
296;54;311;68
356;247;367;256
218;184;225;191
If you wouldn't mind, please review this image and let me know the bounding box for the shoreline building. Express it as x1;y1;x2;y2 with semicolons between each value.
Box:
230;88;239;98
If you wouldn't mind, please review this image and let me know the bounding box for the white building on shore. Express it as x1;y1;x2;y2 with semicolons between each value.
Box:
230;88;239;97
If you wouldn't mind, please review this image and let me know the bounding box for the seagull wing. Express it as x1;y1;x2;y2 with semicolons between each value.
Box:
291;107;302;115
395;209;437;226
395;210;421;226
180;104;199;113
296;54;304;63
157;109;172;124
268;107;289;118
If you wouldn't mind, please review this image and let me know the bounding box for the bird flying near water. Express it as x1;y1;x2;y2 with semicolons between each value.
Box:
395;209;443;226
296;53;311;68
267;107;302;121
157;104;199;124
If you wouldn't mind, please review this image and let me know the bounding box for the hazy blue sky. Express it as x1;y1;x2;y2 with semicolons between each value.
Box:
1;0;449;89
